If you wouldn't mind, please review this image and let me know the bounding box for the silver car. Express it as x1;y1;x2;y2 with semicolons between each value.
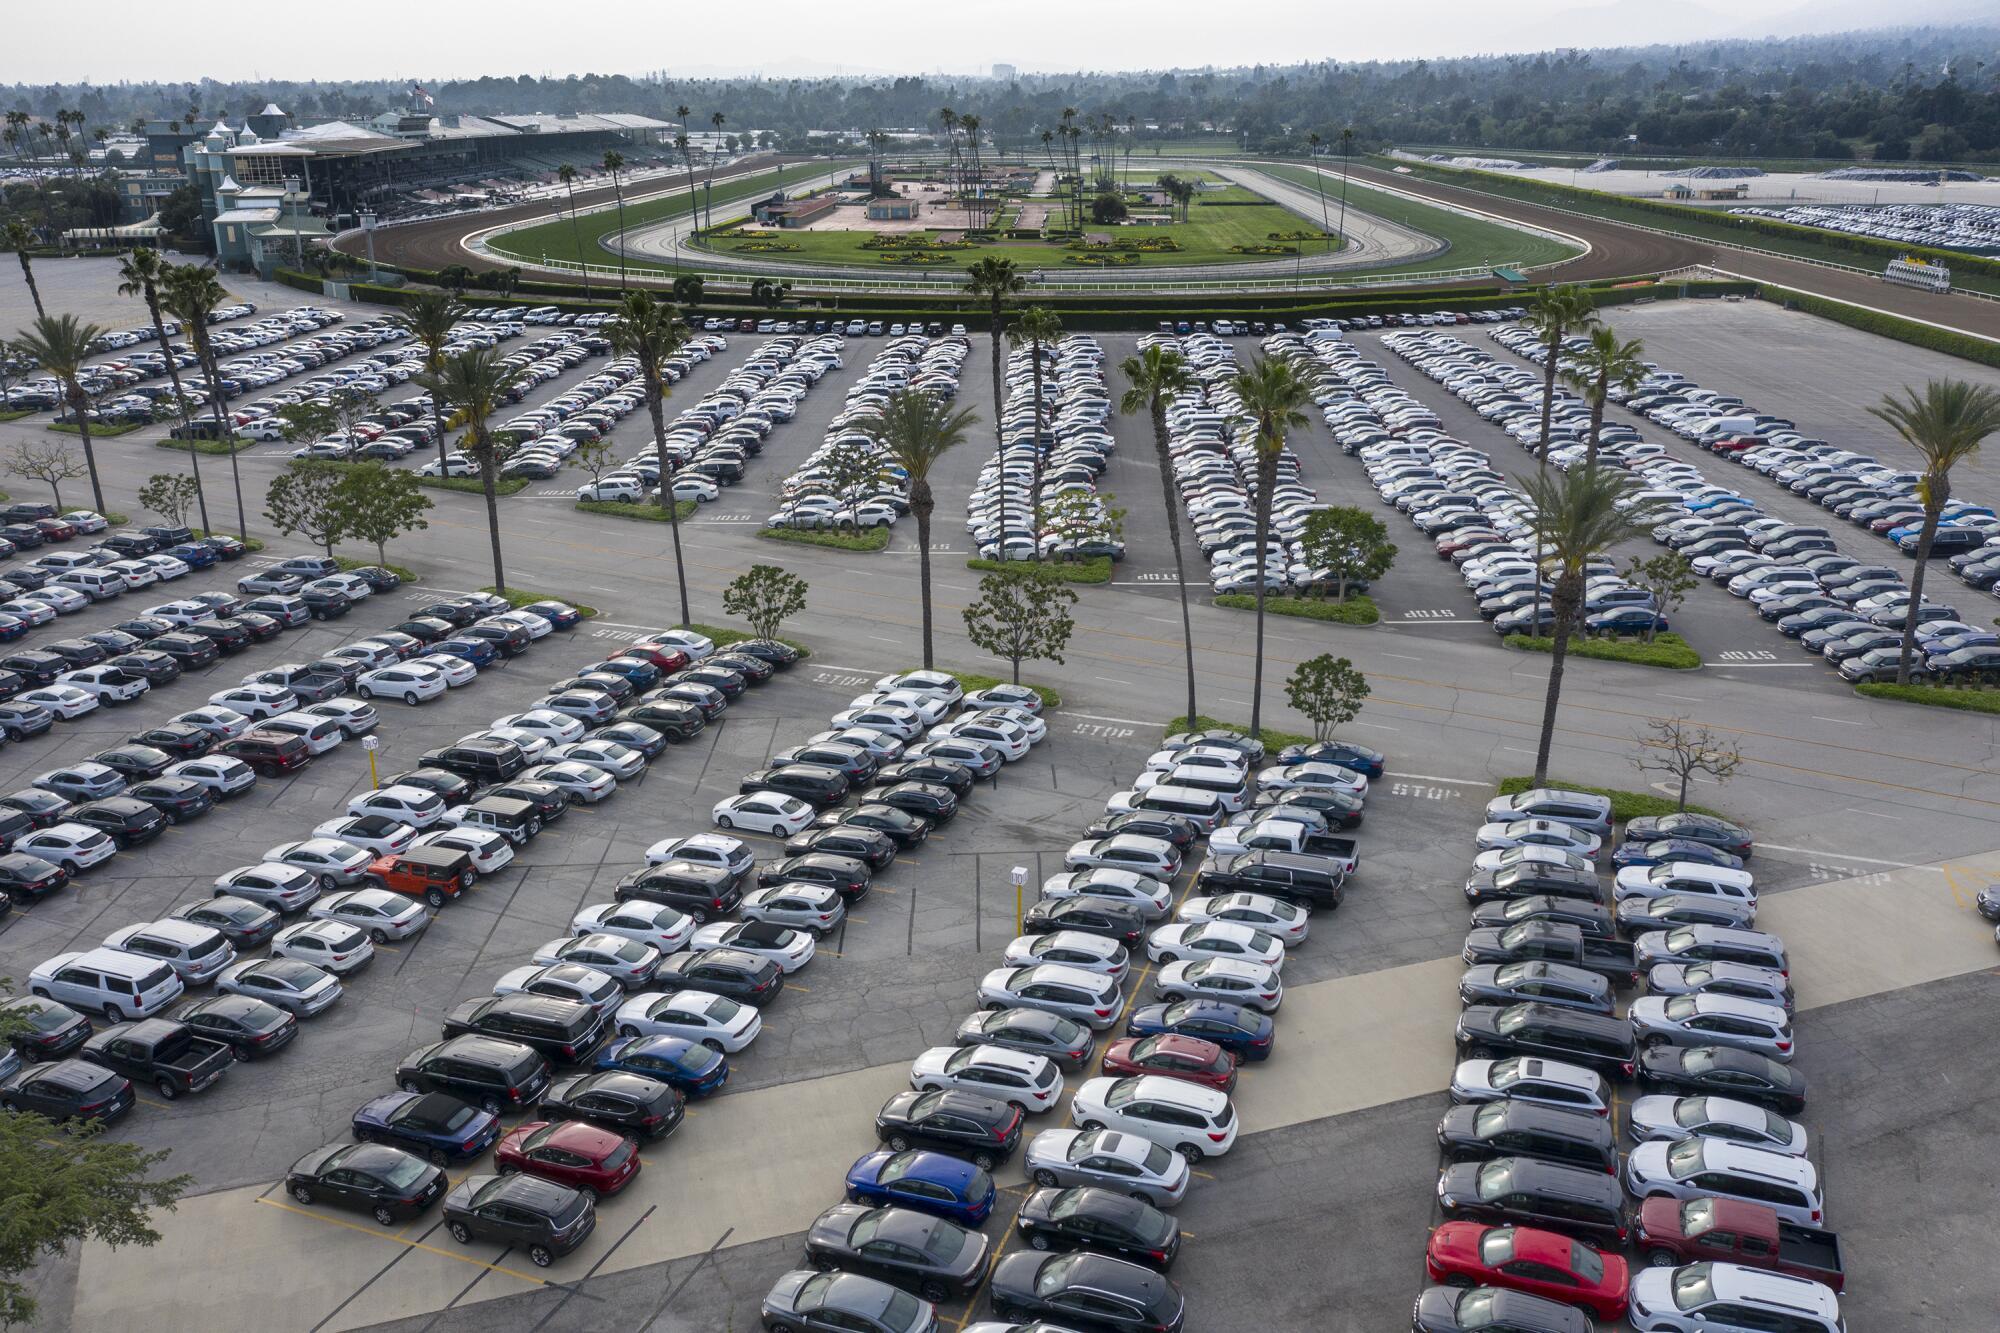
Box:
215;957;342;1016
1458;961;1613;1015
739;883;846;935
265;838;373;889
544;740;647;781
1023;1128;1190;1207
532;933;662;989
214;862;322;913
1644;961;1794;1014
1629;993;1795;1061
976;963;1121;1030
310;888;430;943
1617;893;1758;935
1626;1094;1808;1156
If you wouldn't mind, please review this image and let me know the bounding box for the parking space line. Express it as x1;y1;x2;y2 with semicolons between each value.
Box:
251;1195;551;1286
1758;843;1929;868
1812;716;1867;726
134;1095;172;1110
1392;773;1490;787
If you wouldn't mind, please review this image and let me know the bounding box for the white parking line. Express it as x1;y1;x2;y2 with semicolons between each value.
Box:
1845;807;1903;821
1393;772;1489;786
1067;711;1158;727
1759;843;1931;869
1381;652;1423;662
1812;716;1867;726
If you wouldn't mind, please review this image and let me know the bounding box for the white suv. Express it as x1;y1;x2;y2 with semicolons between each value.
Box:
1071;1074;1239;1162
1627;1262;1842;1333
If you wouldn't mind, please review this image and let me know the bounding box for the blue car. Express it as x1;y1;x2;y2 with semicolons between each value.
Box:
351;1090;501;1164
1685;495;1750;513
592;656;662;690
1125;999;1274;1062
428;637;499;669
844;1149;995;1226
519;600;583;630
1610;838;1747;871
595;1034;727;1097
1584;607;1669;634
1274;740;1385;777
167;543;219;570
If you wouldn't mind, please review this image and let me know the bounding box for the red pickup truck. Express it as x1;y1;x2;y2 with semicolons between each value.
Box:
1636;1196;1845;1293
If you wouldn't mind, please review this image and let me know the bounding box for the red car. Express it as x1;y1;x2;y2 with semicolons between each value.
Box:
1424;1222;1628;1322
495;1120;641;1197
1099;1034;1237;1092
611;643;690;673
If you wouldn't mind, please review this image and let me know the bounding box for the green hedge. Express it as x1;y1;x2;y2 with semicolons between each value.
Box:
1214;592;1380;625
576;498;699;523
479;585;599;617
1762;288;2000;370
156;437;254;455
1163;713;1312;750
1855;681;2000;714
966;556;1113;584
417;475;530;497
1505;631;1701;670
1496;775;1724;822
0;409;34;423
757;526;891;552
335;555;419;584
688;622;812;659
924;667;1061;710
50;420;145;438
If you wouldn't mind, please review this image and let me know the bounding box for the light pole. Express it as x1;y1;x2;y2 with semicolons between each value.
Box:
359;209;379;282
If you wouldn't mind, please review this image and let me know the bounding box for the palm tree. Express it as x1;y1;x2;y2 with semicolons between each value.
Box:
869;389;979;668
961;114;985;228
1119;344;1200;726
706;112;726;228
1305;132;1333;252
395;292;466;478
555;165;592;299
674;111;700;247
1336;127;1355;243
601;149;628;291
13;314;108;512
609;291;696;627
1562;324;1647;465
118;246;210;531
160;263;249;537
1009;305;1063;554
5;221;44;317
1232;354;1313;737
421;347;514;593
965;257;1025;554
1524;465;1659;785
1867;380;2000;684
1522;285;1599;626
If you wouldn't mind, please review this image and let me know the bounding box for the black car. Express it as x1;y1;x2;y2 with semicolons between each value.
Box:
814;804;928;850
486;780;571;824
614;700;705;741
416;600;478;627
0;995;92;1060
1021;897;1147;947
1469;896;1615;939
82;629;144;656
1637;1043;1806;1114
1435;1156;1629;1245
0;668;21;701
775;742;878;783
0;1057;133;1123
92;744;174;782
873;758;974;797
346;565;403;592
150;632;220;668
874;781;959;824
652;948;782;1005
1622;813;1754;858
758;853;872;902
784;825;897;870
385;767;475;807
172;994;298;1059
172;894;281;948
804;1203;992;1302
0;807;30;853
615;861;743;922
1252;787;1366;830
234;611;285;642
1455;1004;1636;1080
1;650;67;686
725;638;801;669
594;721;667;759
41;639;108;669
875;1089;1023;1169
442;1173;596;1268
70;796;169;848
109;650;182;685
1014;1186;1182;1270
301;588;353;620
1412;1286;1592;1333
391;617;457;645
708;651;774;683
1084;812;1201;851
987;1251;1186;1333
395;1035;553;1116
0;788;71;828
0;523;44;550
286;1142;446;1225
418;738;528;785
441;994;608;1065
125;777;216;824
539;1069;685;1139
186;619;253;653
0;701;54;742
678;663;745;697
741;765;849;809
1464;864;1604;906
1435;1099;1618;1172
552;671;634;702
0;851;69;901
112;615;177;641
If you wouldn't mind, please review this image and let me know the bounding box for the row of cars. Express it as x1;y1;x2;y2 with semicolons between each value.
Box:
767;334;968;532
969;334;1123;563
1;300;261;416
1415;789;1849;1333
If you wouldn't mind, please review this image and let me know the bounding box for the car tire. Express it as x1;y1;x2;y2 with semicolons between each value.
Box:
447;1221;472;1244
703;1039;724;1053
716;815;733;830
1177;1143;1204;1164
887;1134;910;1152
527;1245;554;1268
479;1096;501;1115
405;692;419;706
291;1184;314;1205
972;1150;996;1170
103;1004;126;1023
1646;1249;1678;1268
401;1079;423;1094
359;687;374;700
426;888;447;910
919;1280;950;1303
63;860;82;874
372;1205;396;1226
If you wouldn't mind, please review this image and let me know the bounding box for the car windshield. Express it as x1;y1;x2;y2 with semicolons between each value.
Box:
877;1154;916;1185
1475;1161;1514;1198
1476;1227;1516;1266
1665;1139;1706;1179
1664;996;1699;1021
522;1124;561;1151
1671;1262;1717;1312
17;1000;71;1033
1104;1079;1140;1108
1454;1289;1499;1325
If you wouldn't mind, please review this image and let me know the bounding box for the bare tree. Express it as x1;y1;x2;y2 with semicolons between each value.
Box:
1633;717;1742;812
6;437;91;510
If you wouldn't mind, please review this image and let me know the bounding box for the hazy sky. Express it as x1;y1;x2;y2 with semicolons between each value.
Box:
0;0;1954;84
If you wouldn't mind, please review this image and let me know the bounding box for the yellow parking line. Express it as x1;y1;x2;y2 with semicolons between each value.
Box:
374;944;401;953
135;1095;173;1110
949;1220;1021;1331
252;1195;551;1285
785;983;811;993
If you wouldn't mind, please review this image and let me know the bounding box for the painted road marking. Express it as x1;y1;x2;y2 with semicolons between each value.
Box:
252;1195;551;1287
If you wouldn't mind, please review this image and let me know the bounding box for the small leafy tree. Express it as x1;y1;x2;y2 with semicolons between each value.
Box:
1621;552;1697;644
278;387;379;451
1297;507;1397;601
1633;716;1742;811
1285;654;1371;743
815;437;889;529
5;437;90;510
138;472;201;528
1035;489;1124;560
263;459;347;555
722;563;809;642
572;437;618;491
672;274;705;306
963;565;1077;685
331;462;432;567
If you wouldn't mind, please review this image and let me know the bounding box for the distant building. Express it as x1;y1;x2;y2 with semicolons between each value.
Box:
867;197;918;221
992;64;1017;80
751;192;838;227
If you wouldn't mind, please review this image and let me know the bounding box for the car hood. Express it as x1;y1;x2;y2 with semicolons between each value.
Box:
762;1268;813;1314
1413;1285;1463;1329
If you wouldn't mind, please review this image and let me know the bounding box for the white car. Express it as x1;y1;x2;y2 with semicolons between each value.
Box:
1174;892;1310;946
406;826;510;873
1071;1075;1239;1161
0;599;54;626
491;709;586;745
17;686;99;720
848;690;951;727
103;559;158;588
324;642;400;672
165;755;256;796
532;934;663;989
829;705;924;741
490;610;552;641
1142;744;1247;775
544;740;646;781
909;1044;1064;1113
1023;1128;1190;1207
1155;957;1283;1013
310;888;430;943
170;706;252;740
1145;922;1287;971
1472;817;1603;856
140;554;192;581
1447;1056;1611;1116
1061;835;1180;878
1471;844;1597;875
271;919;375;974
711;792;816;835
934;716;1030;760
312;815;417;856
571;900;695;955
298;698;377;739
965;707;1047;744
645;629;714;661
613;988;762;1051
1001;930;1130;977
422;654;480;687
32;585;88;614
356;663;448;704
688;920;815;973
257;714;345;755
467;727;550;762
644;833;754;878
519;761;616;803
1041;868;1173;918
264;838;373;888
213;862;322;913
1254;762;1368;796
738;883;846;935
207;684;296;720
307;573;371;601
874;669;963;704
146;599;214;625
346;785;448;829
15;823;117;873
960;683;1039;715
58;667;150;704
493;963;623;1020
1625;1093;1809;1155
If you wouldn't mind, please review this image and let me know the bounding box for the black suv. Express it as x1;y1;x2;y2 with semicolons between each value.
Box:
0;650;67;687
783;826;896;870
740;765;849;809
0;1057;133;1124
1435;1155;1629;1244
442;1173;595;1267
1455;1003;1637;1079
772;742;877;783
1021;897;1146;946
441;995;608;1065
988;1251;1186;1332
1464;863;1604;905
1194;850;1346;911
1469;896;1617;940
70;797;169;848
614;861;742;923
652;948;781;1005
419;739;528;785
149;632;220;669
301;588;352;620
395;1035;552;1115
756;853;872;903
185;619;253;654
614;700;705;740
1435;1099;1617;1173
42;639;108;670
875;1089;1024;1169
128;723;215;759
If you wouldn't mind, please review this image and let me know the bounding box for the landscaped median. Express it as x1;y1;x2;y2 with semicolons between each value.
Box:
481;585;600;618
1854;681;2000;715
1164;713;1312;751
1495;775;1723;822
1214;592;1379;625
756;526;891;552
52;420;145;438
1504;632;1700;670
156;436;255;455
691;622;812;659
928;667;1061;710
418;475;529;497
965;555;1112;584
575;498;698;523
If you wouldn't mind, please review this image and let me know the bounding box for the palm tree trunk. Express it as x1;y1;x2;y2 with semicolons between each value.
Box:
647;377;692;628
914;482;936;669
1152;400;1199;725
613;181;628;291
1530;321;1561;629
67;384;106;512
1532;577;1579;786
430;369;451;477
1897;508;1940;685
16;252;44;318
201;348;249;539
478;439;506;594
146;290;211;533
1249;446;1277;737
1584;377;1606;466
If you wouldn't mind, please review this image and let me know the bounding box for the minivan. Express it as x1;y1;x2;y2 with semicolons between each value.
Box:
101;919;236;985
1436;1154;1629;1243
1625;1138;1824;1227
218;731;314;776
28;946;186;1021
1139;764;1248;812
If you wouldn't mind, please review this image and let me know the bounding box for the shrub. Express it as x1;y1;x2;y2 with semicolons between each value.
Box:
1855;681;2000;714
576;498;698;522
687;622;812;659
479;585;599;617
1162;713;1312;750
756;525;891;551
334;555;419;583
1214;593;1380;624
417;475;530;496
1505;632;1701;670
966;556;1112;584
919;667;1061;709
